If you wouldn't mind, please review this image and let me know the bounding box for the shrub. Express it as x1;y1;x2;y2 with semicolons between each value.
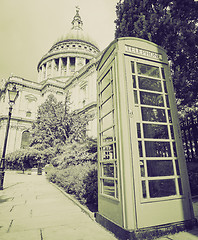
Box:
6;147;56;170
187;162;198;196
47;162;98;207
83;165;98;207
51;139;97;169
6;148;42;170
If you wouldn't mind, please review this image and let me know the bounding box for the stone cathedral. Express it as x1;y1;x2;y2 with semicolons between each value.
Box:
0;8;101;154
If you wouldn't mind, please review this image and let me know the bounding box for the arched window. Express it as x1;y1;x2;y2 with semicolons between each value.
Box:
21;131;30;149
26;111;31;117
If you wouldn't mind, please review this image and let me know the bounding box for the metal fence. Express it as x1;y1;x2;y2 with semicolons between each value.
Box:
180;114;198;162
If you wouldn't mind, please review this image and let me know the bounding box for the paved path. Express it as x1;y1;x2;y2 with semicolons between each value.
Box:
0;171;117;240
1;171;198;240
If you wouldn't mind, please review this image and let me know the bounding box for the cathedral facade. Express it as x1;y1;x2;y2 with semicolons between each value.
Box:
0;8;101;154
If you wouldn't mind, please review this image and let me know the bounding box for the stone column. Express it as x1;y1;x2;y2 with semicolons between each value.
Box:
58;58;62;76
51;59;55;77
76;57;85;71
66;57;70;76
47;61;52;78
73;57;76;73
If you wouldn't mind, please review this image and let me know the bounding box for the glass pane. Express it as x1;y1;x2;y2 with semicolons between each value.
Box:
100;179;102;194
137;123;141;138
161;68;165;79
133;75;136;88
115;181;118;198
175;160;180;175
21;131;30;148
163;81;167;93
131;62;135;73
142;181;147;198
141;107;166;122
138;77;162;92
145;141;171;157
168;110;172;123
172;142;177;157
101;98;113;117
140;92;164;106
143;124;169;139
140;160;145;177
149;179;176;198
103;179;115;197
134;90;138;104
138;141;143;157
103;163;114;177
102;145;114;160
178;178;183;195
147;160;174;177
115;163;118;178
170;125;175;139
101;71;111;91
101;112;114;130
114;143;117;159
166;95;170;107
101;84;112;103
101;128;114;145
137;63;160;78
26;111;31;117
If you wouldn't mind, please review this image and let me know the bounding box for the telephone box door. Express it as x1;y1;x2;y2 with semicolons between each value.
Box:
124;55;192;228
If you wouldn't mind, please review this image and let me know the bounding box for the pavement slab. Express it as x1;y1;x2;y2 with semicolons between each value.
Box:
0;171;117;240
1;171;198;240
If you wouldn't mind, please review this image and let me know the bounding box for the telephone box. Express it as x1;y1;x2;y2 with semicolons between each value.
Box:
96;37;195;239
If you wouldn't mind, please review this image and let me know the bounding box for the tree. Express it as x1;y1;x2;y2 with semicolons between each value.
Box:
30;94;89;150
51;139;97;169
115;0;198;109
6;148;42;170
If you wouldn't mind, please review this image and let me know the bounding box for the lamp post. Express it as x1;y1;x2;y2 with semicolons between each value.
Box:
0;85;19;190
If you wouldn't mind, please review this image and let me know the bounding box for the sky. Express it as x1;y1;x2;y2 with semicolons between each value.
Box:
0;0;118;82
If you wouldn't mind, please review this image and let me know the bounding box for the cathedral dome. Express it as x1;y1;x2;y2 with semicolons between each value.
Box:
54;28;99;50
37;7;100;82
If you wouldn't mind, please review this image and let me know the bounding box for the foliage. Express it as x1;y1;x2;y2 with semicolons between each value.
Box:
6;148;39;170
187;162;198;196
46;162;98;207
40;147;56;164
114;0;198;109
30;94;89;150
51;139;97;168
46;139;98;209
178;103;198;120
6;147;56;170
6;94;98;208
6;94;93;171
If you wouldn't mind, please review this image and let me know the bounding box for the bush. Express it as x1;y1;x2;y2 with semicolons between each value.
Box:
187;162;198;196
83;165;98;208
51;139;97;169
6;147;56;170
6;148;41;170
47;162;98;208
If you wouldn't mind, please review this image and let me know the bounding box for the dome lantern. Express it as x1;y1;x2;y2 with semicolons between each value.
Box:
71;6;83;30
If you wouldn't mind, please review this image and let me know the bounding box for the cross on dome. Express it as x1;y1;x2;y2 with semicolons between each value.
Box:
76;6;80;13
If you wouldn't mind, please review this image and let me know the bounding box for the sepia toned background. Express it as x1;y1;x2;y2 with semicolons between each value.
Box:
0;0;117;81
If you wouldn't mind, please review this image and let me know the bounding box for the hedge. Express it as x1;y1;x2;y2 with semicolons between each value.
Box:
187;162;198;196
46;162;98;210
6;147;56;170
